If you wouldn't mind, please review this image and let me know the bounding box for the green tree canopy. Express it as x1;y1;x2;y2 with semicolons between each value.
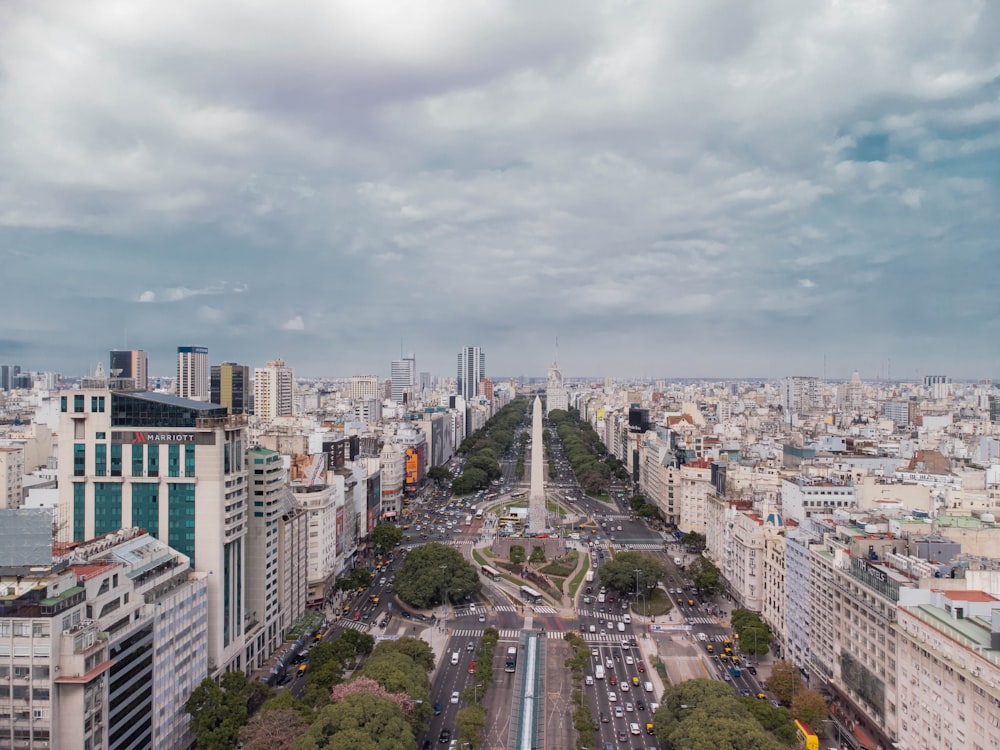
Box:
426;465;453;485
371;523;403;553
336;566;374;592
289;692;415;750
683;531;707;552
185;671;267;750
792;688;830;729
598;551;663;595
765;660;801;706
394;542;481;608
688;556;722;595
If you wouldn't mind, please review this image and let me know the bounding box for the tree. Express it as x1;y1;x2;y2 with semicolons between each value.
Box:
336;566;374;592
289;692;415;750
688;557;722;595
426;465;453;486
792;688;829;729
683;531;707;552
765;660;801;706
371;522;403;553
529;546;546;563
185;671;265;750
456;703;487;747
239;707;310;750
598;551;663;595
509;545;526;564
371;636;435;673
394;543;482;608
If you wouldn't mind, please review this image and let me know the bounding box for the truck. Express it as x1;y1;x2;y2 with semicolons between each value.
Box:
595;664;605;680
585;570;595;582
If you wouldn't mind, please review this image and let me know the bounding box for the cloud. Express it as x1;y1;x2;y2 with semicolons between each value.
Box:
282;315;305;331
137;290;156;303
198;305;225;323
798;279;816;289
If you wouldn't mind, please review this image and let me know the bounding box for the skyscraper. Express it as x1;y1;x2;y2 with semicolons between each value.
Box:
390;353;416;405
110;349;149;391
211;362;251;414
350;374;380;402
254;358;294;420
176;346;209;401
0;364;20;392
456;346;485;401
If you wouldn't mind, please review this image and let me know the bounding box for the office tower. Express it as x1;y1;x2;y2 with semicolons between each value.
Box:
350;374;380;402
924;374;952;400
0;364;20;392
211;362;251;414
110;349;149;391
546;355;568;415
254;358;294;420
56;386;250;675
782;375;819;414
456;346;485;401
390;353;415;405
0;518;208;750
176;346;209;401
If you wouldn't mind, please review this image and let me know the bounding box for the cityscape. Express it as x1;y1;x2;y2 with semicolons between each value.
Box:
1;349;1000;750
3;2;1000;750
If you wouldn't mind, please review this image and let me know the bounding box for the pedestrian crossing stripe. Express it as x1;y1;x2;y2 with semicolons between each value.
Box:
577;610;631;622
447;628;573;640
342;620;371;632
532;606;558;614
611;543;664;551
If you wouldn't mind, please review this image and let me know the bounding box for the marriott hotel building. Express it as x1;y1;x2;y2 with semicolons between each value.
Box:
57;388;250;675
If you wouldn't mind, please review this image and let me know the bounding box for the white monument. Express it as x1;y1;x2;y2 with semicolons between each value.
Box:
528;395;546;534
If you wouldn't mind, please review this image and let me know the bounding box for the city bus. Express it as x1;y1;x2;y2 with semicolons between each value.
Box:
511;491;526;500
465;514;473;526
498;516;523;527
504;646;518;673
480;564;501;581
793;720;818;750
519;585;543;605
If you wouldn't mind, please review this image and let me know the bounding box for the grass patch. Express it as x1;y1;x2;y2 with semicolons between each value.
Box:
540;550;578;577
567;559;589;600
634;588;673;618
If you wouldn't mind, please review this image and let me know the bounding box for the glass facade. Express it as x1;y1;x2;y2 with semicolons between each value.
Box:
131;484;159;538
94;482;122;536
184;445;195;477
110;443;122;477
111;393;227;428
74;444;86;477
95;443;107;477
167;484;196;564
168;445;180;478
147;445;159;478
132;444;143;476
73;483;86;542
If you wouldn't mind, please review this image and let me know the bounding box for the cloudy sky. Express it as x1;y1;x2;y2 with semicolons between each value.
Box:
2;1;998;382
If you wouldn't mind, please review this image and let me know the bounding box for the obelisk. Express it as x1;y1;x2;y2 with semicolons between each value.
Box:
528;395;546;534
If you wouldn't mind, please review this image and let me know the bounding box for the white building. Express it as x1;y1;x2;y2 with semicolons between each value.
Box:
0;446;24;509
390;355;416;405
254;358;295;420
545;358;568;415
780;476;857;523
175;346;209;401
350;375;380;402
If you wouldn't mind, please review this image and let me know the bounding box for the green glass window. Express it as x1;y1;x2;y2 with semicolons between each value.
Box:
168;444;180;478
94;444;107;477
224;443;231;474
167;484;196;564
60;396;67;412
131;484;159;538
110;443;122;477
93;483;122;536
73;444;86;477
73;483;86;542
131;444;143;476
147;445;159;478
184;445;196;477
74;394;84;413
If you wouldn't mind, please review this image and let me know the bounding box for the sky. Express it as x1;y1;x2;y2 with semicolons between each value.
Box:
1;1;999;382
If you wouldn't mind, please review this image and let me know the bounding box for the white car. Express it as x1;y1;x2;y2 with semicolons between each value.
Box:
608;691;618;702
614;706;624;718
450;691;460;704
625;655;634;665
585;675;594;685
621;682;630;692
630;722;641;735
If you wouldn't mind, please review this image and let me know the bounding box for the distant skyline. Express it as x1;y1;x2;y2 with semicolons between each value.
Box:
2;2;998;381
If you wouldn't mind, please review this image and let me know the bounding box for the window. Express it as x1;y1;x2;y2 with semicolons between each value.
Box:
61;396;67;412
185;444;196;477
94;443;107;477
74;444;87;477
73;483;86;542
132;444;143;476
110;443;121;476
74;394;84;413
168;484;196;563
147;444;159;477
168;444;180;477
132;484;159;538
93;483;122;536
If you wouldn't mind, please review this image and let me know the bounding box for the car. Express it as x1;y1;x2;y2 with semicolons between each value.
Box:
466;641;475;652
631;676;639;685
614;706;624;718
625;655;634;665
592;648;599;657
600;711;609;723
757;692;767;700
478;613;486;622
617;730;628;742
741;689;751;697
433;702;442;715
637;662;646;673
277;673;293;686
468;661;476;673
585;675;594;685
630;722;641;735
625;702;634;712
635;700;645;711
609;675;617;685
621;682;630;692
438;729;451;744
353;611;361;621
747;665;758;675
608;691;618;702
450;691;460;704
422;741;432;750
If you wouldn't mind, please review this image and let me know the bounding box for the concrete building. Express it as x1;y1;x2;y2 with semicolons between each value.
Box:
678;459;713;534
390;355;415;406
175;346;209;401
210;362;251;415
760;529;787;658
254;359;294;420
350;375;380;402
56;387;250;676
546;357;568;415
109;350;148;391
0;446;24;509
456;346;485;402
781;476;857;523
0;521;208;750
895;589;1000;750
0;365;20;392
379;442;404;519
291;479;342;602
782;375;820;415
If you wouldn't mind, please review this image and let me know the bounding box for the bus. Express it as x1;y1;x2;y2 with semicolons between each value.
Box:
475;509;484;519
499;516;523;527
465;514;473;526
470;504;477;517
480;565;501;581
519;585;543;605
793;720;818;750
504;646;518;673
511;491;526;500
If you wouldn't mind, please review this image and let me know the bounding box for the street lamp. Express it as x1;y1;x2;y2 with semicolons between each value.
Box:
439;564;448;617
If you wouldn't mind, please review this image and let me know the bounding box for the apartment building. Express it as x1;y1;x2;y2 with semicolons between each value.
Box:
0;447;24;510
781;476;857;523
254;359;294;420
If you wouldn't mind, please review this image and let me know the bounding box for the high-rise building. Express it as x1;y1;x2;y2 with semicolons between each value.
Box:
350;374;380;402
56;387;250;675
176;346;209;401
782;375;819;414
0;446;24;509
0;364;20;392
390;353;415;405
456;346;485;401
110;349;148;391
211;362;251;414
254;358;294;420
924;374;952;400
546;356;568;415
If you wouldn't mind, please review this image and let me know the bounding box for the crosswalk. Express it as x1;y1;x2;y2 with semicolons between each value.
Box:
687;616;718;626
341;620;372;632
532;605;558;614
492;605;517;613
448;628;569;640
611;542;665;551
577;610;631;622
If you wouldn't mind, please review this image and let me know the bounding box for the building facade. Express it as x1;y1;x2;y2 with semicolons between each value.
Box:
109;350;148;392
175;346;209;401
456;346;485;402
210;362;251;415
253;359;294;420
